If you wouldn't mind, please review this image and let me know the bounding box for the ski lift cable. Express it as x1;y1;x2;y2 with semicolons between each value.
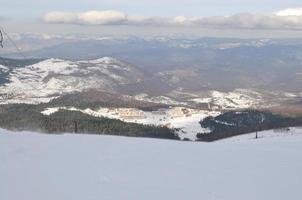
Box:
0;26;26;59
0;29;3;48
0;26;42;93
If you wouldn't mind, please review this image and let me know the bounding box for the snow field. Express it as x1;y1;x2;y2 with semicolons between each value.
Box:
1;129;302;200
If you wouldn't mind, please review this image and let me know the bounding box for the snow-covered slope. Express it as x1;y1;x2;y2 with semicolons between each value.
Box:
1;129;302;200
0;65;9;73
209;89;262;109
41;106;220;140
0;57;143;104
221;126;302;142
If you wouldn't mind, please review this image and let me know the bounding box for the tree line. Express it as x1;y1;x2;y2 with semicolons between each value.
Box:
0;104;179;140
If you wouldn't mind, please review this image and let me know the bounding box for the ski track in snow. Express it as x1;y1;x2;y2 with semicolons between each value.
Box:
1;129;302;200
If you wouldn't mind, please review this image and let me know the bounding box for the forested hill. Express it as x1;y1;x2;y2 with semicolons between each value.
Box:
1;103;302;142
0;104;179;140
197;110;302;141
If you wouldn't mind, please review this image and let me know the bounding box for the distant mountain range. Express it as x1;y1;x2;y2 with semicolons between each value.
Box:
0;36;302;140
0;55;301;110
2;36;302;93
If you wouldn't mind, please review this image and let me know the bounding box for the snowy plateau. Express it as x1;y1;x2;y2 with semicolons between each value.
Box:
1;128;302;200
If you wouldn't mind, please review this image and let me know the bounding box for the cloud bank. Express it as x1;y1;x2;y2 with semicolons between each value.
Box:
42;8;302;30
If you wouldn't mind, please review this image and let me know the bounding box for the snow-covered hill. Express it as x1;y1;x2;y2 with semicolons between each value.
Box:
0;57;143;104
0;56;300;111
1;129;302;200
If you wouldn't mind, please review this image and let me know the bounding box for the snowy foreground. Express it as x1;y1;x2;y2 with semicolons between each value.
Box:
1;129;302;200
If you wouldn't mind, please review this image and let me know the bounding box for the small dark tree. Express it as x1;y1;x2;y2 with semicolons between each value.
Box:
74;121;78;133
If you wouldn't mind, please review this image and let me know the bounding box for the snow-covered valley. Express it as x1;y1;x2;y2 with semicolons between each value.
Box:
1;129;302;200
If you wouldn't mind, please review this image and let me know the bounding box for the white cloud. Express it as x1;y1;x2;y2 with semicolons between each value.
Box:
43;12;77;24
77;11;127;25
194;13;302;30
43;10;128;25
42;8;302;30
274;8;302;17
